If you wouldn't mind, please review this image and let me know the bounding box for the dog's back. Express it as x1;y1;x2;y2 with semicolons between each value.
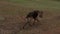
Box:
26;11;39;19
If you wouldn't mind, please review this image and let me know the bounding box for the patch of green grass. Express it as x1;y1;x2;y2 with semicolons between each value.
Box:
0;0;60;15
4;0;60;9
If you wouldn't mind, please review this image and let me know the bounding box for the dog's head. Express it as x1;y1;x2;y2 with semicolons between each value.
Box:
39;11;43;18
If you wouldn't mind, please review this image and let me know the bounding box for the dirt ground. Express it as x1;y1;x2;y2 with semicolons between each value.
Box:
0;1;60;34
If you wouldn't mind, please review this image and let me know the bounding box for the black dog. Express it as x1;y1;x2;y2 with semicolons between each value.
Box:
23;10;43;29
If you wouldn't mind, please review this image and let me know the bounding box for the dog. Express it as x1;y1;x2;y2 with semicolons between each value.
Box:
23;10;43;29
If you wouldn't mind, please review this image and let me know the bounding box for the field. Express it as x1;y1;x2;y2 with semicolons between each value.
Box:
0;0;60;34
